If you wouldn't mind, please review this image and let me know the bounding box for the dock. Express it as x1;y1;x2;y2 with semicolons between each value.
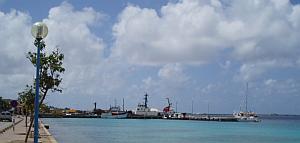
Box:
41;113;238;122
0;116;58;143
128;114;238;121
170;116;238;122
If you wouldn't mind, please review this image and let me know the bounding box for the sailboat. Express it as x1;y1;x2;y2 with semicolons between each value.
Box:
234;83;260;122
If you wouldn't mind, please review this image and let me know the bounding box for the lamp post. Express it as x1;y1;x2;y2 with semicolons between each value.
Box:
31;22;48;143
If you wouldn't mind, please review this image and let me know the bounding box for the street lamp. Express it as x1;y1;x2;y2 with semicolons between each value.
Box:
31;22;48;143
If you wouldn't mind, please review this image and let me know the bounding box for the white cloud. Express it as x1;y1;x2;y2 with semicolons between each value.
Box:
158;63;188;82
44;2;105;65
143;63;191;97
237;59;296;81
0;2;118;102
1;1;300;113
112;1;226;65
40;2;129;102
264;79;277;86
219;60;231;69
260;79;300;96
210;0;222;8
201;84;215;95
0;10;32;72
142;63;189;91
112;0;300;72
290;5;300;27
0;10;33;98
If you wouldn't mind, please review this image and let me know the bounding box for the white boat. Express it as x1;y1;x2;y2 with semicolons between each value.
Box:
101;106;128;119
234;83;260;122
135;93;159;117
234;111;260;122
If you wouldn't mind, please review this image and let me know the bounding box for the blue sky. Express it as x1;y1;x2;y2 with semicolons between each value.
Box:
0;0;300;114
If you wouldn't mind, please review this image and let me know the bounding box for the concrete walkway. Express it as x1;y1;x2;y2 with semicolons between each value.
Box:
0;116;57;143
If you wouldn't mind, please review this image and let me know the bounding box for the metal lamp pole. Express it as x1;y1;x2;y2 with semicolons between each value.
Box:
33;38;41;143
31;22;48;143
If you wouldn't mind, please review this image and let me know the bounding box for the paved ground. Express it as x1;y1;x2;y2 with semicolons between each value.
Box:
0;116;57;143
0;121;13;131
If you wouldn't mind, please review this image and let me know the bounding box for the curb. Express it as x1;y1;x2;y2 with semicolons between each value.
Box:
40;122;58;143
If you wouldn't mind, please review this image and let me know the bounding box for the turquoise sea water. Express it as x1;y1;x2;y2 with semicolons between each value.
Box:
42;116;300;143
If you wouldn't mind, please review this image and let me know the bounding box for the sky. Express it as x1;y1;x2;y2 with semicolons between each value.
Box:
0;0;300;114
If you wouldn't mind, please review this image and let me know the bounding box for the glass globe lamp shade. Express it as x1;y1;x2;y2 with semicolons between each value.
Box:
31;22;48;39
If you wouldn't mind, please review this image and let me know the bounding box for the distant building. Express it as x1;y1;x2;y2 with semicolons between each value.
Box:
63;108;83;115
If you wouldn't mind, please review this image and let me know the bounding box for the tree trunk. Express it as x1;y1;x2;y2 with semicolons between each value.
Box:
24;114;34;142
25;110;27;128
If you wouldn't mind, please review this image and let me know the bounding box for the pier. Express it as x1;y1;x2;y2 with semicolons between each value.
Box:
170;116;238;122
128;114;238;122
40;113;239;122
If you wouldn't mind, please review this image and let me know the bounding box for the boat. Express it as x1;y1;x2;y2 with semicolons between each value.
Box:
234;83;260;122
162;98;185;119
162;98;175;119
234;111;260;122
101;106;128;119
134;93;159;117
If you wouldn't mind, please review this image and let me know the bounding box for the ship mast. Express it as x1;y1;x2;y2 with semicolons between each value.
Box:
175;102;178;113
192;100;194;114
166;98;171;107
94;102;97;111
144;93;148;108
246;82;248;112
122;98;125;111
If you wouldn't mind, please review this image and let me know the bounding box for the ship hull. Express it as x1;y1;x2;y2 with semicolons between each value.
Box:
236;117;260;122
135;111;158;117
101;112;128;119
